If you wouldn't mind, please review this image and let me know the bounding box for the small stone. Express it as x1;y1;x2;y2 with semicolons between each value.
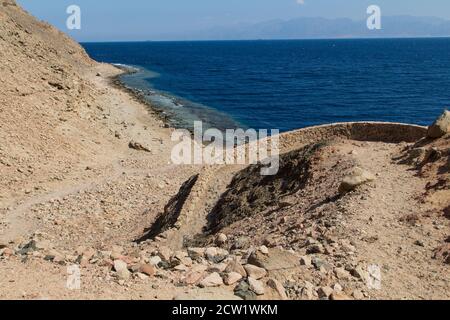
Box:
1;248;14;257
156;246;172;262
428;110;450;138
113;260;128;272
82;247;96;260
183;271;204;285
299;256;312;266
208;263;228;273
339;167;376;194
317;286;333;299
139;264;155;277
225;259;247;277
187;247;206;261
215;233;228;246
259;246;269;255
350;265;368;281
248;277;265;295
149;256;162;266
267;278;287;300
244;264;267;280
330;292;351;300
174;264;189;272
334;267;351;280
307;243;324;254
231;237;249;250
234;281;257;300
352;289;364;300
332;283;343;292
116;268;131;280
128;140;151;152
136;273;149;280
223;272;243;285
414;240;425;247
205;247;228;263
247;248;298;271
199;272;223;288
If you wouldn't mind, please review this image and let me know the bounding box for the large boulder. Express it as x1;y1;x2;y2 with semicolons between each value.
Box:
428;110;450;138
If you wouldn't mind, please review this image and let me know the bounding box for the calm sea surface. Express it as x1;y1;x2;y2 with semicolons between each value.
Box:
82;39;450;132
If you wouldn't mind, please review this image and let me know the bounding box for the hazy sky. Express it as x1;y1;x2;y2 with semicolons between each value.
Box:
17;0;450;41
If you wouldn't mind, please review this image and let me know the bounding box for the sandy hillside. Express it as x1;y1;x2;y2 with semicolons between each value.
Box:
0;0;449;300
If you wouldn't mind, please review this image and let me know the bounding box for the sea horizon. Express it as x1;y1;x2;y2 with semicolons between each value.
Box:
82;38;450;132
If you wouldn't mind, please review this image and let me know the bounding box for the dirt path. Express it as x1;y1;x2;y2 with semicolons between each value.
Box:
340;141;450;299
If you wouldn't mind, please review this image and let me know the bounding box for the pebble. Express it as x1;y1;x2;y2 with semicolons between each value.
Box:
244;264;267;280
248;277;265;295
113;260;128;272
199;272;224;288
139;264;155;277
299;256;312;266
205;247;228;263
225;259;247;277
223;272;243;285
267;278;288;300
215;233;228;246
317;286;333;299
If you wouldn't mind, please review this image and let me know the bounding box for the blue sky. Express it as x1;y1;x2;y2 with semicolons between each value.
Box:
17;0;450;41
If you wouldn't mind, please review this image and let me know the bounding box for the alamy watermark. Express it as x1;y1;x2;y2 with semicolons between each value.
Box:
367;5;382;30
171;121;280;176
367;264;382;290
66;265;81;290
66;5;81;30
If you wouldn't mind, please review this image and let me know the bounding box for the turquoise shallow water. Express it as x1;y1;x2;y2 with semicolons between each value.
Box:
83;39;450;132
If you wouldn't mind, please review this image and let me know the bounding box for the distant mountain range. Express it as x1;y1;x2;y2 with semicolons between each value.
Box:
159;16;450;40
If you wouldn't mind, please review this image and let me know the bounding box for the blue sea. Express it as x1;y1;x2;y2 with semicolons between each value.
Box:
82;39;450;132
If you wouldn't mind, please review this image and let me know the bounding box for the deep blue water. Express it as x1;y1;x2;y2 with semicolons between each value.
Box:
82;39;450;132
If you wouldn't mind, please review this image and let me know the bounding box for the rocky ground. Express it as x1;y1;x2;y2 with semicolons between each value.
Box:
0;0;449;300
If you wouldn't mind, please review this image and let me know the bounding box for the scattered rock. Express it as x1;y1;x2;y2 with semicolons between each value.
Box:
215;233;228;246
207;263;228;273
306;243;324;254
205;247;228;263
113;260;128;272
247;248;298;271
139;264;155;277
116;268;131;280
199;272;224;287
338;167;376;194
187;247;206;261
427;110;450;138
299;256;312;266
244;264;267;280
414;240;425;247
267;278;287;300
259;245;269;255
231;237;250;250
352;289;364;300
234;281;257;300
225;259;247;277
149;256;162;266
156;246;173;262
317;286;334;299
128;140;151;152
248;277;265;295
183;271;204;285
223;272;243;285
334;267;351;280
1;247;14;257
350;265;368;282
